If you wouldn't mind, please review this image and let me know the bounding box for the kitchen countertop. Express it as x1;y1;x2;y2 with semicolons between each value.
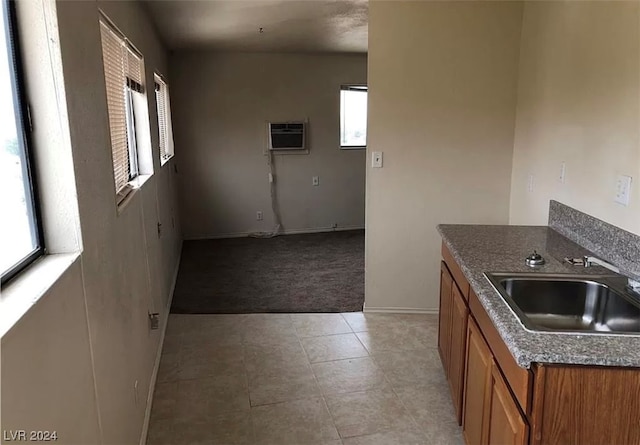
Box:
437;224;640;368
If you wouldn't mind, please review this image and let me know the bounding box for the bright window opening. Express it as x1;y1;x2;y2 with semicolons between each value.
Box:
0;0;43;283
340;85;367;149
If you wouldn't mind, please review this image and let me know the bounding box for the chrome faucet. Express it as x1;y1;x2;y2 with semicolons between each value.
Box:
565;255;640;296
583;256;620;274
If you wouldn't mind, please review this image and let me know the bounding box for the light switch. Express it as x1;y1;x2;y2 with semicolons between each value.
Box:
372;152;383;168
527;174;534;193
615;175;632;206
559;162;566;184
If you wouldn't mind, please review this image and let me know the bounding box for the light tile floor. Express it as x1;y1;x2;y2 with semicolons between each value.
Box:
147;313;464;445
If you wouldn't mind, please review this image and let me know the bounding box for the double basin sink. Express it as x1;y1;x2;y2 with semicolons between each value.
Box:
485;273;640;334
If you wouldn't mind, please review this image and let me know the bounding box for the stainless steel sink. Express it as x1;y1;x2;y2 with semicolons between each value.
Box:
485;273;640;334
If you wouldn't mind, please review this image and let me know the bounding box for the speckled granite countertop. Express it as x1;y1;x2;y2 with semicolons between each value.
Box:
437;224;640;369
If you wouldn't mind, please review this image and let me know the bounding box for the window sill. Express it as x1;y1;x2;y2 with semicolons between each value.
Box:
0;252;80;338
340;145;366;150
116;174;153;215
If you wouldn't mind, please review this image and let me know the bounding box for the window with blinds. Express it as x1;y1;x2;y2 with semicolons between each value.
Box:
99;18;145;203
154;74;174;165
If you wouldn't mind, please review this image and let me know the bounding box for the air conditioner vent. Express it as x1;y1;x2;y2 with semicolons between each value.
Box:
269;122;306;150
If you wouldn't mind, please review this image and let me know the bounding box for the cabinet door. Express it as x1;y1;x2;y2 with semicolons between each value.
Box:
438;262;453;373
487;362;529;445
449;283;469;425
463;318;493;445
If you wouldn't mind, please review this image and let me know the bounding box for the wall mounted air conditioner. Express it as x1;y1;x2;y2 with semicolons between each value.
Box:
268;122;306;151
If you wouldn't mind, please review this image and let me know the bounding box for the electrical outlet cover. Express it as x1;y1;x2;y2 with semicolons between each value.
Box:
372;152;383;168
527;174;534;193
615;175;632;206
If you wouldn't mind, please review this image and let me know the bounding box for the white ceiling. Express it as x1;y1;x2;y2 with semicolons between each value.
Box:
144;0;368;53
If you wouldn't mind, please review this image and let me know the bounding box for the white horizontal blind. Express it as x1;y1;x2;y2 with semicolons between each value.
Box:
155;74;174;164
125;47;144;90
155;77;167;160
100;21;130;195
165;81;174;160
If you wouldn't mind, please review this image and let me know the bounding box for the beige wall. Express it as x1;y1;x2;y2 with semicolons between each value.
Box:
510;1;640;235
1;261;101;443
170;52;367;239
1;1;182;444
365;1;523;311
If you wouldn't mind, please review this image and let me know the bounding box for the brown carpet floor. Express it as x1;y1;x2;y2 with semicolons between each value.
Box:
171;230;365;314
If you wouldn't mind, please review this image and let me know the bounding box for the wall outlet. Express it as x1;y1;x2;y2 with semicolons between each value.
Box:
372;152;383;168
148;312;159;330
312;176;319;186
256;211;263;221
527;174;535;193
559;162;566;184
614;175;632;206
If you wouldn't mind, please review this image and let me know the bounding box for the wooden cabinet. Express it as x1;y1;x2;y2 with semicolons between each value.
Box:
462;318;528;445
449;283;469;422
440;243;529;443
487;362;529;445
438;259;469;424
469;289;532;412
440;241;640;445
438;262;453;374
530;365;640;445
463;318;493;445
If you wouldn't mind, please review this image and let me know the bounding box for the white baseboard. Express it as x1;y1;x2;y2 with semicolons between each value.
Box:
139;241;182;445
184;225;365;241
363;306;439;315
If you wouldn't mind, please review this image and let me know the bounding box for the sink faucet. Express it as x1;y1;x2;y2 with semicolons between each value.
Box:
567;256;640;297
583;256;620;274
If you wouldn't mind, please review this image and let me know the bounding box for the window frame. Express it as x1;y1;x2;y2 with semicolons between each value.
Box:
1;0;45;285
154;73;174;166
98;14;153;206
339;84;368;150
124;85;139;180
